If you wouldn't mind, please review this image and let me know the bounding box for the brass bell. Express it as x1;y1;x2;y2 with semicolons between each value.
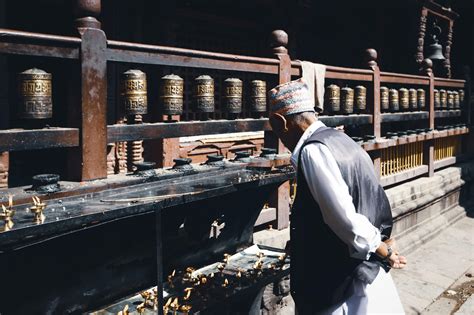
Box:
426;24;445;61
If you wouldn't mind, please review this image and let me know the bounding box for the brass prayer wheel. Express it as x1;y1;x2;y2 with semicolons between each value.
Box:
440;89;447;110
326;84;340;113
434;89;440;109
447;91;454;109
250;80;267;113
121;69;147;115
417;88;425;110
399;88;409;111
341;87;354;114
459;89;465;106
160;74;184;115
355;85;366;112
223;78;243;114
380;86;389;112
194;75;215;113
453;91;460;109
409;88;417;111
18;68;52;119
389;89;399;112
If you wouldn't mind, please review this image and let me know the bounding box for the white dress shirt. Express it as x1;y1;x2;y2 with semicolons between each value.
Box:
291;121;381;260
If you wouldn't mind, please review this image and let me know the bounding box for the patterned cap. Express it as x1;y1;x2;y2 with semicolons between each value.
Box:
268;78;315;116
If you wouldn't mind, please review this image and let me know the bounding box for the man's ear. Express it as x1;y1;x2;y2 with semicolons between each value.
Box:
270;113;288;133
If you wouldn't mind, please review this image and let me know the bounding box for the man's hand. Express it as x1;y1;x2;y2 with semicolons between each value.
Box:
384;238;407;269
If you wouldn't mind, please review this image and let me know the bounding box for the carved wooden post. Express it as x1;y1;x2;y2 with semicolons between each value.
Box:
74;0;107;180
265;30;291;230
421;58;435;176
443;20;454;78
366;49;382;178
416;8;428;64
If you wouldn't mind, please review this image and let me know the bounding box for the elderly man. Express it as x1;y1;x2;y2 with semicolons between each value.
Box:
268;79;407;314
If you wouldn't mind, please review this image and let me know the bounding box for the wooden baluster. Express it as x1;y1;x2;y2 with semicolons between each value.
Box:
443;20;454;79
265;30;291;230
421;58;435;176
73;0;107;180
366;49;382;178
416;8;428;64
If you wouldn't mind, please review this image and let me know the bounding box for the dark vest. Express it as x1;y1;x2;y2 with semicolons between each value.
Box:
291;127;393;313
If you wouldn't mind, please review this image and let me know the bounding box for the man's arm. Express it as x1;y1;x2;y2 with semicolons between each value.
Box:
300;143;382;260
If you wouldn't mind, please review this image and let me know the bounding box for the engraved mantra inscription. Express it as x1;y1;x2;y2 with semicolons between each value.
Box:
20;80;51;96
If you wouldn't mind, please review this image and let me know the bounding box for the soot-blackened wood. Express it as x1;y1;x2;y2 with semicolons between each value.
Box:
0;171;287;314
79;28;107;181
0;128;79;151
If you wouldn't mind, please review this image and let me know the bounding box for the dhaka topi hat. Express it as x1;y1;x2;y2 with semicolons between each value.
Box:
268;78;315;116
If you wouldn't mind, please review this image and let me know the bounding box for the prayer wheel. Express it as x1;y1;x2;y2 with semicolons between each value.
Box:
223;78;243;114
434;89;440;110
399;88;409;111
250;80;267;113
160;74;184;115
341;87;354;114
417;88;426;110
440;89;447;110
389;89;399;112
380;86;389;112
18;68;53;119
194;75;215;113
355;85;366;113
121;69;147;115
447;91;454;109
409;88;417;111
326;84;341;113
453;91;460;109
459;89;465;107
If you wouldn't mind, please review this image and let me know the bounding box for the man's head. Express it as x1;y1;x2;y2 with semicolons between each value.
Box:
268;79;318;151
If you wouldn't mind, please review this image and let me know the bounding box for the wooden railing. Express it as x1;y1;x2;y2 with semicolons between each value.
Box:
0;0;471;229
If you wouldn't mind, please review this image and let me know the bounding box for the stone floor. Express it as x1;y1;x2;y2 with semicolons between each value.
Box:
392;215;474;315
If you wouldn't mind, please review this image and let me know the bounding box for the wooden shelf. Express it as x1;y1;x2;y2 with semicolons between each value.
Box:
434;155;466;170
107;118;271;143
0;127;79;151
319;114;373;126
361;128;469;152
381;111;429;122
434;110;462;118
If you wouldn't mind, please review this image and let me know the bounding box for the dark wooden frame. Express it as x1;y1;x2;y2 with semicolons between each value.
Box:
0;0;470;229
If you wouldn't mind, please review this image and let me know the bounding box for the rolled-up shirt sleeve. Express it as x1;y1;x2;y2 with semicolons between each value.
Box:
300;143;381;260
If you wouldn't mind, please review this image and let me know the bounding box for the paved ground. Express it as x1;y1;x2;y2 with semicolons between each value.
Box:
392;216;474;315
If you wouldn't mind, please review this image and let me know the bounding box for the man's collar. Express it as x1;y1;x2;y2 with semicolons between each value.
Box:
290;120;326;168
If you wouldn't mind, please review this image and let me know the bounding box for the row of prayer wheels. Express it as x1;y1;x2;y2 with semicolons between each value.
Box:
325;85;368;114
380;87;426;112
434;89;464;110
120;70;267;116
17;68;268;119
